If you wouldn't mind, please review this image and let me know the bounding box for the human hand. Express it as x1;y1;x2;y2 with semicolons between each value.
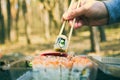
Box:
62;0;108;28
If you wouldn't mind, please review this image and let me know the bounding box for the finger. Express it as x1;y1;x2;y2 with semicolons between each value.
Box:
69;20;73;27
62;2;77;21
63;6;85;20
69;19;83;29
74;20;83;29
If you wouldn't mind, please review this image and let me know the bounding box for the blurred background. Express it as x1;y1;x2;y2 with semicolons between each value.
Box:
0;0;120;58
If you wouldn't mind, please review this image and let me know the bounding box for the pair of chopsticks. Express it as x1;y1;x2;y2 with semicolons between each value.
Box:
59;0;81;51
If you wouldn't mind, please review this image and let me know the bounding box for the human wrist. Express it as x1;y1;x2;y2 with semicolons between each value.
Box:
103;0;120;24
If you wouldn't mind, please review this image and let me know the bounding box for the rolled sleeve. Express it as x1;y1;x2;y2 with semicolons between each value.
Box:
103;0;120;24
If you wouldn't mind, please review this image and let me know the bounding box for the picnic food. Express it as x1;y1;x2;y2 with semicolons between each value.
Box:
31;53;95;80
54;35;68;52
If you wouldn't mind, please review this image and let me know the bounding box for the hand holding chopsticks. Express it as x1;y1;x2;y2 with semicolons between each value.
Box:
54;0;81;52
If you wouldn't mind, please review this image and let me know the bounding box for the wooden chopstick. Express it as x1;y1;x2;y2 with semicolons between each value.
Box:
67;0;81;51
59;0;75;35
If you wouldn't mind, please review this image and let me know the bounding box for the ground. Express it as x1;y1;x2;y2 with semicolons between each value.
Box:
0;27;120;58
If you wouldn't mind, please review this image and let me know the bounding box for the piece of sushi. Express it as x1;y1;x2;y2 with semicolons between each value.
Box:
54;35;68;52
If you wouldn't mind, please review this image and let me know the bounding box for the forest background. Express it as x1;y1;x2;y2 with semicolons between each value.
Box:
0;0;120;58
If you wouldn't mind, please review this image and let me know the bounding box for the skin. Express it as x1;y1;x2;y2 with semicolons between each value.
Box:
62;0;108;29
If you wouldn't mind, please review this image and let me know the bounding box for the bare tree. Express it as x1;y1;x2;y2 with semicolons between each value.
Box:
90;27;100;52
40;0;58;39
6;0;12;41
0;0;5;44
15;0;20;42
22;0;31;44
98;26;106;42
44;10;51;39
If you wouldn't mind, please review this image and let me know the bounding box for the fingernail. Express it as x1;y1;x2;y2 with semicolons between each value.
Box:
69;21;73;26
74;23;78;28
78;22;82;27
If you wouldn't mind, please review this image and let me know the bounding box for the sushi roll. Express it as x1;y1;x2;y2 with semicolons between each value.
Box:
54;35;68;52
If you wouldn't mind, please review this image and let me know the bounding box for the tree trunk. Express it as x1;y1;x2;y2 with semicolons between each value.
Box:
22;0;31;44
90;27;100;53
44;10;50;39
6;0;12;41
24;15;30;44
58;0;64;18
49;10;58;29
98;26;106;42
15;0;20;42
0;0;5;44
